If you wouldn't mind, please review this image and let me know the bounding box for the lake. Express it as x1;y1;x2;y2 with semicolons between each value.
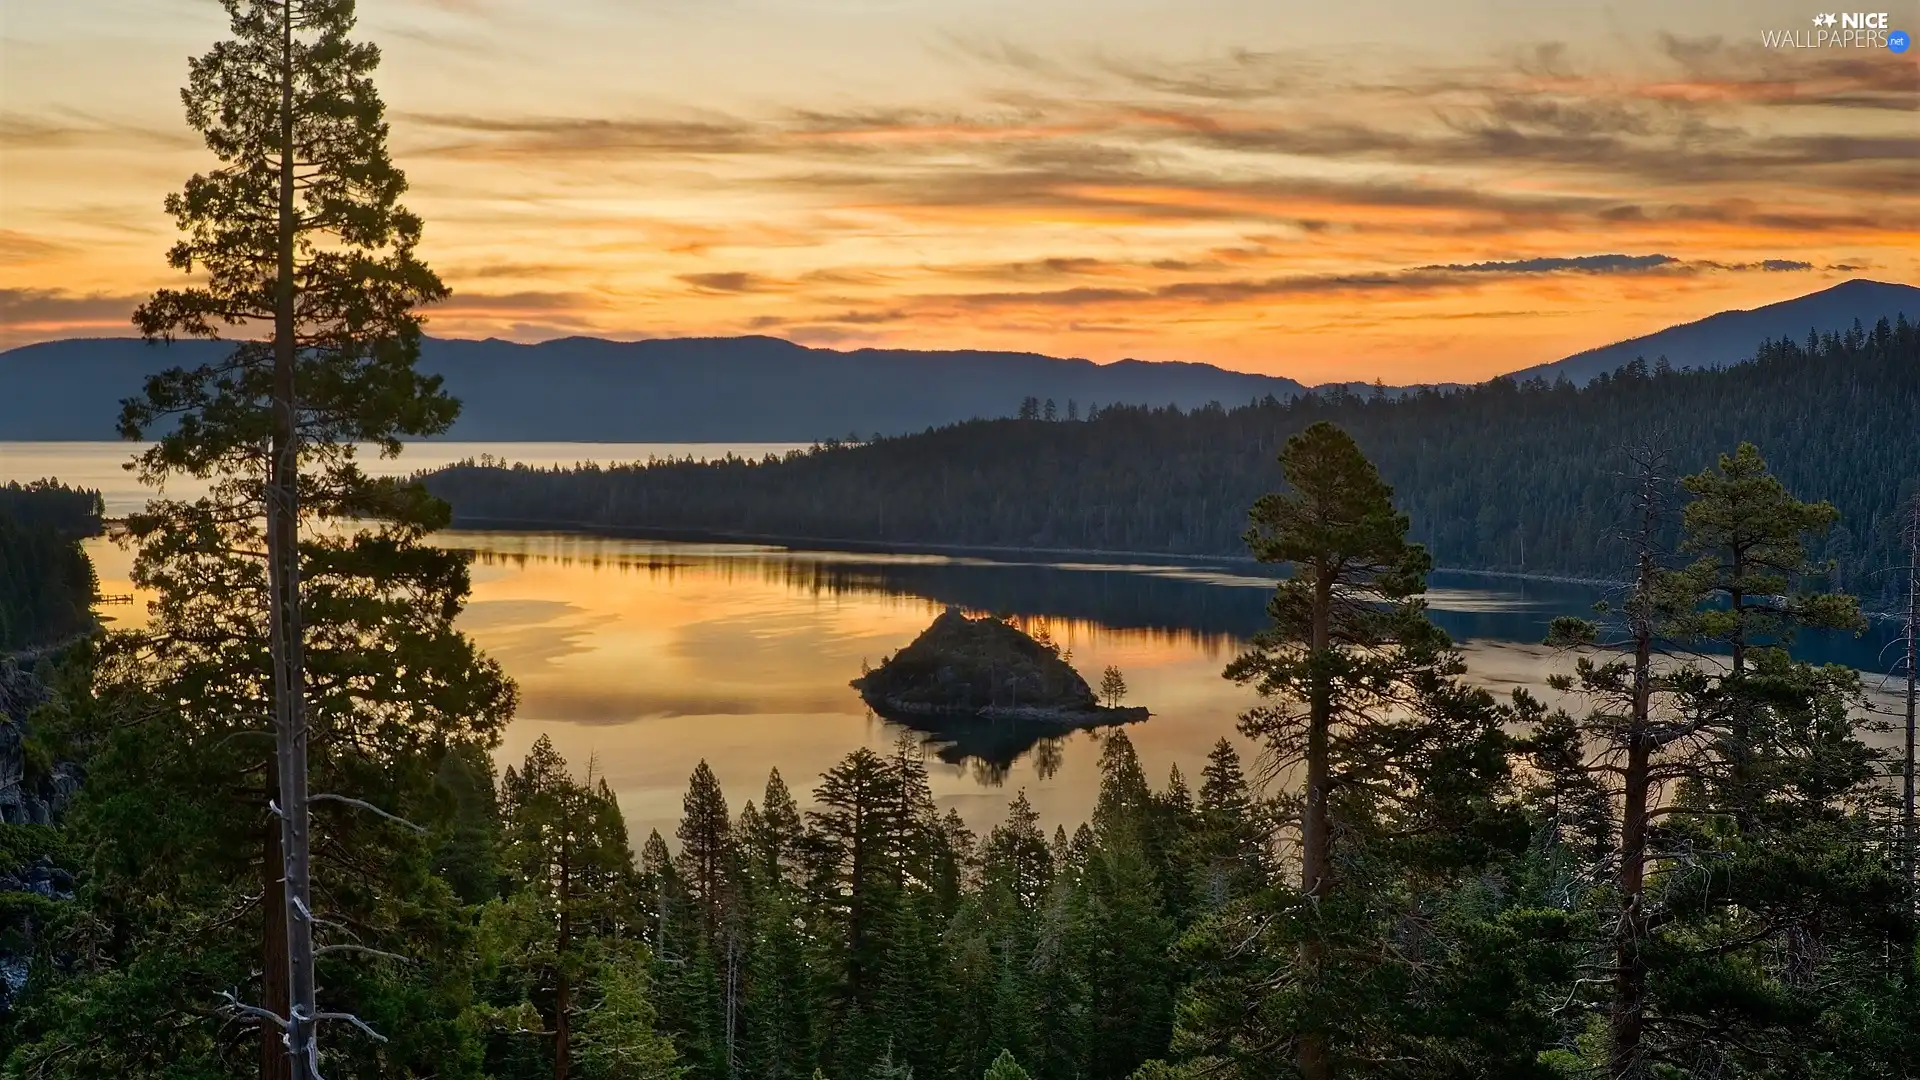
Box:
4;441;1908;842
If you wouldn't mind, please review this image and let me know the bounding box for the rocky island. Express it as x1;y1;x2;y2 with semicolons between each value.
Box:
851;606;1149;725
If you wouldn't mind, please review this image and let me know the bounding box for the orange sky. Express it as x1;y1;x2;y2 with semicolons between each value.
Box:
3;0;1915;383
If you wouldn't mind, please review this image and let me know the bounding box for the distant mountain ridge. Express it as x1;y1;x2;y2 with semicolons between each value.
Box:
1499;279;1920;385
0;335;1307;442
3;279;1914;441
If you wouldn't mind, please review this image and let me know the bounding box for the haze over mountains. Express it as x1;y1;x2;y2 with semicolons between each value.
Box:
3;280;1914;443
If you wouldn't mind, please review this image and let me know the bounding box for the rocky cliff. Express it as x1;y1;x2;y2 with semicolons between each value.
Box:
0;658;78;1012
0;660;77;827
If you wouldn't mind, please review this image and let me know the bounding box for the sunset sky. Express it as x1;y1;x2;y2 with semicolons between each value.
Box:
3;0;1915;383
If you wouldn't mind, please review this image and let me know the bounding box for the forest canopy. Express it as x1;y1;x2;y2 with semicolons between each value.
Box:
0;482;102;652
423;317;1919;602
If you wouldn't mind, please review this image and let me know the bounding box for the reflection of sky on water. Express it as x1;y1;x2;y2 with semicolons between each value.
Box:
77;528;1907;844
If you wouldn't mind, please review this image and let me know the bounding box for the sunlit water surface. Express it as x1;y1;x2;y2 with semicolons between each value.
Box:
6;442;1907;842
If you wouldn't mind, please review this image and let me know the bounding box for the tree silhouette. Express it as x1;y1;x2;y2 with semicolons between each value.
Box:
125;0;456;1073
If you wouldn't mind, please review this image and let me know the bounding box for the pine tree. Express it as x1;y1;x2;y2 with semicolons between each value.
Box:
982;791;1053;913
740;887;819;1080
1079;829;1174;1080
806;749;904;1065
1192;739;1266;908
113;0;472;1073
1672;443;1866;831
1026;884;1091;1080
1091;731;1152;839
983;1048;1033;1080
572;944;681;1080
747;768;807;887
1536;447;1912;1077
873;894;946;1078
498;737;643;1080
1675;442;1861;672
1221;421;1441;1080
676;761;734;941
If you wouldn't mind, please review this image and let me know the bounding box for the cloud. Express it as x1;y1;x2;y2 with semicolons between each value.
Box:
449;260;583;280
403;112;761;157
823;309;909;326
0;287;144;349
0;109;198;151
388;37;1911;254
1691;259;1815;272
1653;35;1919;110
0;287;140;324
1417;254;1679;273
678;272;775;293
927;253;1823;313
0;230;72;261
434;289;596;314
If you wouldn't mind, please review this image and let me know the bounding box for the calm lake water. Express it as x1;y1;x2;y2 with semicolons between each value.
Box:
4;442;1908;842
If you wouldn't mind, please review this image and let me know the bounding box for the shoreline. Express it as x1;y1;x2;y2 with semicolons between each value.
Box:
861;695;1151;727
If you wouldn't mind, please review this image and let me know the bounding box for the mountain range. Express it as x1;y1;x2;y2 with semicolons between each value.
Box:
2;279;1914;442
1502;279;1920;384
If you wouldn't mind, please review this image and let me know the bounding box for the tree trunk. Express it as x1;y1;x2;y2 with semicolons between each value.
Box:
1609;542;1658;1080
1905;507;1917;894
1610;736;1652;1080
1728;583;1746;677
267;3;317;1075
261;815;292;1080
556;830;572;1080
1297;561;1333;1080
725;922;740;1078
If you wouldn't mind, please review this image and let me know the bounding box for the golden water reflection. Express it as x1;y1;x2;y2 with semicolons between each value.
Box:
450;533;1264;841
80;530;1908;844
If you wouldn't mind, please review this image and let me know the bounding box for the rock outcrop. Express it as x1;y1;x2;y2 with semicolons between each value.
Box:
0;657;77;1014
0;659;76;826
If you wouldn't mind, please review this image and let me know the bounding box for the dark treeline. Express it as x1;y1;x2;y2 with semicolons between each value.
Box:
0;482;104;539
425;317;1920;603
0;482;102;652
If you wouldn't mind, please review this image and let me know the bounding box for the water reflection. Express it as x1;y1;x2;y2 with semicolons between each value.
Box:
74;527;1907;843
28;438;1902;840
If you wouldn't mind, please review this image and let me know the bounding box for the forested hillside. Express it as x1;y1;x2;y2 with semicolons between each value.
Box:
0;482;102;652
424;316;1920;602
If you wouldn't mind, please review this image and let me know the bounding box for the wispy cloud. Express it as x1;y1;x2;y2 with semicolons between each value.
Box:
678;272;778;294
1419;254;1679;273
0;287;142;349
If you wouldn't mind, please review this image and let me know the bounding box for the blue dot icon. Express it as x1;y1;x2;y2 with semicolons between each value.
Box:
1892;29;1912;52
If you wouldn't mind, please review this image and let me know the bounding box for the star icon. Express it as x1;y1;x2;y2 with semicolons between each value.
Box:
1823;13;1838;26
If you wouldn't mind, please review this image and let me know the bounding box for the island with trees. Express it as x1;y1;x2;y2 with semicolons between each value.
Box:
852;606;1147;726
